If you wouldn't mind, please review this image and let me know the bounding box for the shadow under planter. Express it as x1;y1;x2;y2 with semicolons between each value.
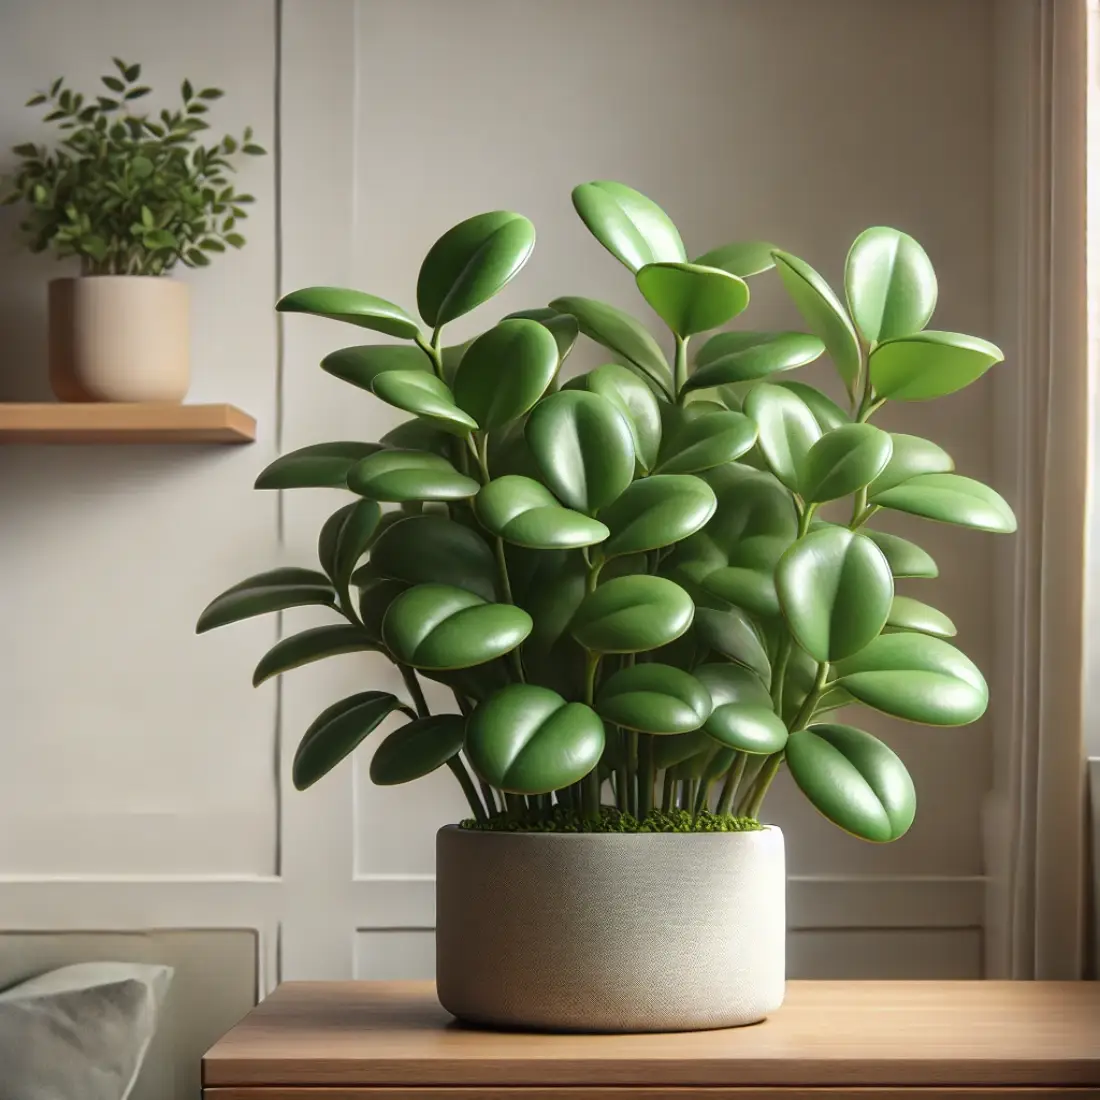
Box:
435;824;785;1033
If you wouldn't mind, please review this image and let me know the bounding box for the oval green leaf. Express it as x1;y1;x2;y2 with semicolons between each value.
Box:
863;529;939;579
871;472;1016;532
599;474;717;558
775;381;850;431
693;606;771;683
197;568;335;633
276;286;420;339
293;691;403;791
845;227;937;345
347;449;478;503
693;662;772;708
453;318;559;429
636;261;749;338
371;514;497;601
688;332;825;391
379;418;452;456
383;584;532;670
502;307;580;364
255;442;381;490
705;702;788;754
869;433;954;496
693;240;778;278
584;363;663;473
776;527;893;662
321;344;433;391
417;211;535;327
596;663;712;734
653;729;715;770
475;476;609;549
253;624;377;686
369;714;466;786
786;723;916;841
357;576;409;642
870;331;1003;401
743;382;822;490
319;500;381;613
549;296;673;397
571;575;694;654
885;595;956;638
654;410;758;475
799;424;893;503
772;249;861;399
465;684;605;793
525;390;635;514
372;372;478;435
571;180;686;272
834;633;988;725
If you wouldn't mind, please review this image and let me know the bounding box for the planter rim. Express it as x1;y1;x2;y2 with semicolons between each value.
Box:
438;823;779;841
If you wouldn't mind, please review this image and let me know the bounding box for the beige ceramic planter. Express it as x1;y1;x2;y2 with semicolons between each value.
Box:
48;276;190;402
435;825;785;1033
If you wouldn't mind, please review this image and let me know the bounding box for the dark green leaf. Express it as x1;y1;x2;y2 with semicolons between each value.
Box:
475;476;609;549
372;371;478;435
253;625;378;686
599;474;716;558
705;703;788;754
371;514;497;601
583;362;662;473
502;307;580;364
654;410;757;475
571;575;694;654
693;662;772;708
347;449;479;502
369;714;466;785
102;75;125;93
693;606;771;683
293;691;402;790
596;664;712;733
571;180;686;272
277;286;420;340
255;442;382;489
321;344;433;391
845;227;937;345
197;568;335;632
689;332;825;391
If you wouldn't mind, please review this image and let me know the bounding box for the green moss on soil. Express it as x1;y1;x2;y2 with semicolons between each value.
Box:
459;806;764;834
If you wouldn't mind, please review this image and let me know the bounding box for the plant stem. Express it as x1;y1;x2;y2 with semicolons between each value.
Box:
797;502;816;538
448;757;487;822
674;335;689;400
479;780;498;816
716;752;747;815
399;666;430;719
638;733;654;818
792;661;830;732
770;634;792;716
742;752;783;821
615;729;630;814
693;776;713;820
661;769;675;812
850;503;880;530
684;778;698;812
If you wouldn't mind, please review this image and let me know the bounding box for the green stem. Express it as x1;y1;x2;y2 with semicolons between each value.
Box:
850;503;880;530
770;634;792;715
416;333;445;379
447;757;487;822
479;780;498;816
581;651;602;825
716;752;747;816
684;778;698;812
792;661;830;732
615;729;630;814
797;502;816;538
742;753;783;821
674;334;689;400
638;733;654;818
399;666;430;719
661;769;675;812
693;776;713;820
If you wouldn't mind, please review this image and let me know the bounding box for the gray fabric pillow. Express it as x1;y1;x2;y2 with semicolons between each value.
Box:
0;962;172;1100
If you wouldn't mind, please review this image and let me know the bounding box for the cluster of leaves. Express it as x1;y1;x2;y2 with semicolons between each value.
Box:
1;59;265;275
197;181;1015;842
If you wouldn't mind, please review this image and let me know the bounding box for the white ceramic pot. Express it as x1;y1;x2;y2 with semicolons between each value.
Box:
48;276;190;402
435;825;786;1032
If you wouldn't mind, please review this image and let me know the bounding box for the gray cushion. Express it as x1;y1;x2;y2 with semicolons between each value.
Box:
0;962;172;1100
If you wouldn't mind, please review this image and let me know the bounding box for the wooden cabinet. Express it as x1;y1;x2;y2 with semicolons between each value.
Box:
202;980;1100;1098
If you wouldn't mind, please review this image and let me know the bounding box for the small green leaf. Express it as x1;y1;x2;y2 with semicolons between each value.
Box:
705;703;788;754
885;595;956;638
871;473;1016;532
869;434;954;496
293;691;402;790
599;474;716;558
869;331;1004;401
253;625;378;686
583;363;662;473
501;307;580;364
571;180;686;272
799;424;893;503
475;476;609;549
636;261;749;338
371;515;497;601
687;331;825;390
596;663;712;734
196;568;336;632
845;227;937;345
255;442;382;489
863;529;939;579
786;724;916;841
181;79;194;101
692;241;779;278
277;286;421;340
199;87;224;100
654;410;758;475
103;75;125;93
466;684;605;794
347;449;479;502
370;714;466;785
321;344;433;392
372;371;478;435
693;606;771;683
571;575;694;654
743;382;821;491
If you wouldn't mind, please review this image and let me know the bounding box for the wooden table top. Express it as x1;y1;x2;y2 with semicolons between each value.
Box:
202;980;1100;1089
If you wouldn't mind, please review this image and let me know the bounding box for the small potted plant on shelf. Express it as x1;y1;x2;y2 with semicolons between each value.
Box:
1;59;265;403
198;182;1015;1033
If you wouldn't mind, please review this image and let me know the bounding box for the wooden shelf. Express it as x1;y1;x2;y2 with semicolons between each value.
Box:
0;403;256;444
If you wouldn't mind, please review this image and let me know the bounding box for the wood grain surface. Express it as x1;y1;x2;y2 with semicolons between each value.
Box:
0;402;256;443
203;1089;1100;1099
201;981;1100;1089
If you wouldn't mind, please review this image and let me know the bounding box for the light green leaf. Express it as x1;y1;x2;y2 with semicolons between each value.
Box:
277;286;420;340
885;595;956;638
869;434;954;496
863;529;939;579
774;381;850;431
636;261;749;338
654;410;758;475
599;475;717;558
596;663;712;734
799;424;893;503
871;473;1016;532
475;476;609;549
869;332;1004;401
687;331;825;391
845;227;937;345
502;307;580;364
346;449;479;502
571;180;686;272
705;703;788;754
692;241;779;278
743;382;822;490
372;371;478;435
321;344;433;391
583;363;662;473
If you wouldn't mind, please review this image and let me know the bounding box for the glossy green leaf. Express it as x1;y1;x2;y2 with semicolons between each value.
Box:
370;514;497;601
596;663;712;734
277;286;420;339
776;527;893;662
687;332;825;391
417;211;535;327
253;624;377;686
379;418;451;456
799;424;893;503
584;363;662;473
369;714;466;785
197;568;335;632
254;442;381;489
636;261;749;338
571;180;686;272
319;500;381;613
571;575;694;654
372;372;478;435
834;633;988;725
845;227;937;345
475;476;609;549
440;341;471;385
693;241;778;278
693;662;772;708
775;381;850;431
863;529;939;579
347;449;478;502
465;684;605;793
693;606;771;683
694;566;780;618
321;344;433;391
871;473;1016;533
743;382;822;490
654;410;758;475
383;584;531;670
786;723;916;841
869;434;954;496
357;576;408;642
292;691;403;790
885;595;956;638
705;703;788;754
453;319;559;429
502;308;580;364
772;250;861;399
870;332;1003;401
549;296;673;397
653;729;714;769
599;475;717;558
526;390;634;514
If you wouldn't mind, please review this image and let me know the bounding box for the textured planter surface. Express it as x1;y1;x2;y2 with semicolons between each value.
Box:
49;276;190;402
436;825;785;1033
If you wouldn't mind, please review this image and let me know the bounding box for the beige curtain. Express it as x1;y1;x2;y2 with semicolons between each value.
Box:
985;0;1091;980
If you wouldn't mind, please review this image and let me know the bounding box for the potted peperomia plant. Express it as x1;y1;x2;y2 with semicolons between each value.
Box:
1;59;264;402
197;182;1015;1033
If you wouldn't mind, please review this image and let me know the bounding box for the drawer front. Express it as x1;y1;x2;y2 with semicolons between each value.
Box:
202;1088;1098;1099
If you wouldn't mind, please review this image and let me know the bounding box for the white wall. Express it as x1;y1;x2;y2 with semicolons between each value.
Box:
0;1;1006;1065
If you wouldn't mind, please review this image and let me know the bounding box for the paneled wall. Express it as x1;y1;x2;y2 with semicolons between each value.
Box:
0;2;1001;1088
